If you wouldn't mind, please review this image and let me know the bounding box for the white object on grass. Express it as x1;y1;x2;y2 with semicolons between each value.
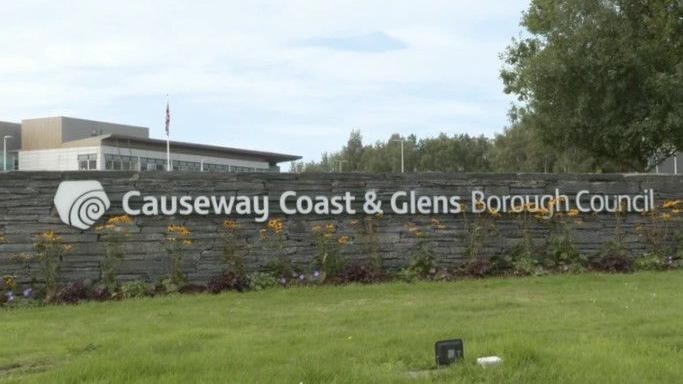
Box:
476;356;502;367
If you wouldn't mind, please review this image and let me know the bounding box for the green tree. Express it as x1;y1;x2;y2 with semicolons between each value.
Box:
501;0;683;171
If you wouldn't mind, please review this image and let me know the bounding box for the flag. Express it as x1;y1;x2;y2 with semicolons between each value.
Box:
165;101;170;136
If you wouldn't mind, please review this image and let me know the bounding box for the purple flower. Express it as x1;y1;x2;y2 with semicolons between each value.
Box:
5;291;14;303
22;288;33;298
298;274;305;281
313;270;320;278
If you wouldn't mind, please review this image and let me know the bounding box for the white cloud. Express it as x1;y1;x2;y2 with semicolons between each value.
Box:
0;0;529;160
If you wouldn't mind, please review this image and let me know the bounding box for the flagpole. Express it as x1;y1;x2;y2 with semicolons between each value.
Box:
166;134;170;171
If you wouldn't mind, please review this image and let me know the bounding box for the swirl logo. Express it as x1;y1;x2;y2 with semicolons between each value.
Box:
54;181;111;230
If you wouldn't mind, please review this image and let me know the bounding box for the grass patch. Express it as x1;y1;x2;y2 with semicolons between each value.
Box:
1;271;682;383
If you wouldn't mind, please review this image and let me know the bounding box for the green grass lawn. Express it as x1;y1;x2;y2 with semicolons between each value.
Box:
1;272;682;383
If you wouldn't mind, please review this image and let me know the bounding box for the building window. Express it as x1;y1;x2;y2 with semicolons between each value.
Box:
104;154;139;171
172;160;201;172
78;154;98;170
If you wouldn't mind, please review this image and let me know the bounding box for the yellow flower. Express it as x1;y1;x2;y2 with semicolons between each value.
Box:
182;239;193;246
223;219;239;230
672;209;681;214
337;235;349;245
566;208;579;217
39;230;62;242
259;228;268;237
63;244;73;252
0;235;5;243
474;200;485;210
2;275;16;289
661;213;672;221
663;200;682;209
350;219;359;225
487;207;501;217
430;218;441;226
311;224;322;232
107;214;130;225
325;223;335;234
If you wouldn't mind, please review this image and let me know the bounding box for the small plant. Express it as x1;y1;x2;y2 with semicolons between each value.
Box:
55;281;90;304
405;222;436;278
221;219;245;277
120;280;154;299
260;218;292;278
96;215;133;293
339;262;383;284
350;214;383;274
463;201;499;260
311;223;348;279
592;240;632;273
162;224;192;286
247;271;279;291
207;270;248;293
544;209;586;272
9;252;36;288
34;231;72;302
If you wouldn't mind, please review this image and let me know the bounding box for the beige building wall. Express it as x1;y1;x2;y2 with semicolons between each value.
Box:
21;117;149;150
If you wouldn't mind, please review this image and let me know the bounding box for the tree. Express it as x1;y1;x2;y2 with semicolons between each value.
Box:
501;0;683;171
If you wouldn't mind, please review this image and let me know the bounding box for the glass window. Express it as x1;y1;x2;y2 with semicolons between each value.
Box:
78;154;97;170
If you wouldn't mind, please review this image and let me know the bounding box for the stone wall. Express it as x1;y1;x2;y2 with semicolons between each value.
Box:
1;171;681;284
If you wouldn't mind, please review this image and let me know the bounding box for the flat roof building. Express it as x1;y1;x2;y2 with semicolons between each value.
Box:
0;116;300;172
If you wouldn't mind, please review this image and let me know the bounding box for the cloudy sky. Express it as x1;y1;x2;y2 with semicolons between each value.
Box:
0;1;529;161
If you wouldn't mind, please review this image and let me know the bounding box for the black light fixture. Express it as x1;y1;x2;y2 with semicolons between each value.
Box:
435;339;463;366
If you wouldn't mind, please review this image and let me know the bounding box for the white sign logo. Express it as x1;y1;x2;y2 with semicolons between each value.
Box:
54;181;111;230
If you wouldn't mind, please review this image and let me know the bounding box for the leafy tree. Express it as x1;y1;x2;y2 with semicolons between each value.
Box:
501;0;683;171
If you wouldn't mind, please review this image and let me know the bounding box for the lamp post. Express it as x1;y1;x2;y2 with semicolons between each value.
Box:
3;135;13;172
391;138;405;173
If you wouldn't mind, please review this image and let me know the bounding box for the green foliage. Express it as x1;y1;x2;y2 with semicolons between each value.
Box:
592;240;632;273
259;218;293;278
633;253;669;271
221;220;246;279
97;215;132;293
311;224;348;278
247;271;279;291
544;216;586;272
33;231;72;302
119;280;153;299
501;0;683;170
162;224;192;286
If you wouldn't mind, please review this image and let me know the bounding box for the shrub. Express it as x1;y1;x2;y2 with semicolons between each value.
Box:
221;219;245;276
120;280;153;299
34;231;72;302
633;253;668;271
55;281;90;304
459;258;494;278
259;218;292;278
396;267;418;283
162;224;192;286
591;240;632;273
247;271;279;291
405;222;437;278
311;223;348;278
207;270;249;294
96;215;132;292
339;262;382;284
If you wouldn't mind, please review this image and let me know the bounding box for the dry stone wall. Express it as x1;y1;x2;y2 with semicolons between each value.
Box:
0;171;681;284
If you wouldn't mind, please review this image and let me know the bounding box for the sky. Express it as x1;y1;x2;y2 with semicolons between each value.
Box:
0;0;529;162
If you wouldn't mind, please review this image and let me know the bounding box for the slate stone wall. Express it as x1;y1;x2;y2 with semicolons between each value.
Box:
0;171;681;284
